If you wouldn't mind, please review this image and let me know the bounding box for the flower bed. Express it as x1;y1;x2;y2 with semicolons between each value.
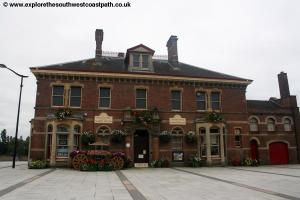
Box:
70;150;131;171
28;160;47;169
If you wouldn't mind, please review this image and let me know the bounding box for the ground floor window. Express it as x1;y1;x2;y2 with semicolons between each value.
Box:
56;125;69;158
47;134;52;159
199;128;206;157
171;127;184;151
57;134;68;157
210;127;220;156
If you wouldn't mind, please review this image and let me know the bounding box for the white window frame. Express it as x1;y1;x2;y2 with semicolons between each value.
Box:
99;87;111;109
135;88;147;110
69;86;82;108
52;85;64;107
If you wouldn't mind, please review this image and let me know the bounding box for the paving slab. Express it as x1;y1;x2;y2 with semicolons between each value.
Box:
0;163;49;191
1;165;300;200
177;166;300;199
122;168;288;200
0;168;132;200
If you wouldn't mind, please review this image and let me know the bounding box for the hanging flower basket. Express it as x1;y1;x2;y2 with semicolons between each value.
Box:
55;109;72;120
185;131;197;144
133;110;154;125
111;130;126;143
159;131;171;143
206;112;223;122
81;131;95;146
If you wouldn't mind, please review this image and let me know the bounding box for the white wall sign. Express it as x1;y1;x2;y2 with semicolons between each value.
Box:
94;112;113;124
169;114;186;125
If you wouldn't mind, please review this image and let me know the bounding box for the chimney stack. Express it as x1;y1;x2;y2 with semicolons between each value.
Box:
278;71;290;99
95;29;103;59
166;35;178;64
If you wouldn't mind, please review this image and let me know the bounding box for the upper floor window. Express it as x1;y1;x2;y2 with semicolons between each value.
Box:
136;89;147;109
171;90;181;110
52;86;64;106
70;86;81;107
99;87;111;108
267;118;275;131
234;128;242;147
284;118;292;131
211;92;220;110
249;118;258;132
196;91;206;110
132;54;149;68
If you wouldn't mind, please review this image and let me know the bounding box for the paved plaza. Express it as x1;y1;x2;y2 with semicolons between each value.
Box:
0;162;300;200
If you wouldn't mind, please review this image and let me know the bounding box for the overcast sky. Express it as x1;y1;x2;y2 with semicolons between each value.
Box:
0;0;299;138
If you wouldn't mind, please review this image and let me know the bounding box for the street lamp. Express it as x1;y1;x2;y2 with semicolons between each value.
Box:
0;64;29;168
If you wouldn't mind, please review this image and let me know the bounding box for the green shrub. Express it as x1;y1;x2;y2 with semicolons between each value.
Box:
28;160;47;169
188;155;202;167
242;158;259;166
150;158;170;168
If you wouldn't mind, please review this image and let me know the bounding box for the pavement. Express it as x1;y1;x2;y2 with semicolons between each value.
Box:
0;161;300;200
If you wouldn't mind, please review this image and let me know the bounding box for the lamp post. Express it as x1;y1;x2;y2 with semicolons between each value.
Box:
0;64;29;168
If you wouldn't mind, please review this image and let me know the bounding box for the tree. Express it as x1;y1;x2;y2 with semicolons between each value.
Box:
1;129;7;143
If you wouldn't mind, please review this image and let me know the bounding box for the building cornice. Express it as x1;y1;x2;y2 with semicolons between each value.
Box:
31;69;252;86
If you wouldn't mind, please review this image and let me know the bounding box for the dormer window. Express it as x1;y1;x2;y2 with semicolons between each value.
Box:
126;44;155;72
132;54;149;68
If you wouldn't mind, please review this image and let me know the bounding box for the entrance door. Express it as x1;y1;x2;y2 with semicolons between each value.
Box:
250;140;258;160
269;142;289;164
134;130;149;163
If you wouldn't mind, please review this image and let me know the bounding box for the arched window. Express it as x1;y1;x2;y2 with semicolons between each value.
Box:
234;128;242;147
171;127;184;151
56;125;69;158
267;118;275;131
284;118;292;131
210;127;220;156
199;127;206;156
74;125;81;134
97;126;111;145
249;118;258;132
47;124;53;133
73;125;81;149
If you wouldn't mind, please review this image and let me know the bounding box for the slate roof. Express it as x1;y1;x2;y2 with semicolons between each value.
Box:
31;56;251;82
247;100;291;114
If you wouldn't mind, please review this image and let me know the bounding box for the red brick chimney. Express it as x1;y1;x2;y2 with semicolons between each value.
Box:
166;35;178;64
278;72;290;99
95;29;103;59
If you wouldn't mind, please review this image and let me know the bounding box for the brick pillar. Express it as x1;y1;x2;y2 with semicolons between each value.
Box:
152;136;159;161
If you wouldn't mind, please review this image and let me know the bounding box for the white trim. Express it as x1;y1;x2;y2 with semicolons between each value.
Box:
267;140;290;147
249;137;261;145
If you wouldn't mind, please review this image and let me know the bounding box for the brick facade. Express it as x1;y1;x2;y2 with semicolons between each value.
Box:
28;29;300;167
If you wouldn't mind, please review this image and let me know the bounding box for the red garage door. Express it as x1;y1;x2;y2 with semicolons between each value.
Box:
269;142;289;165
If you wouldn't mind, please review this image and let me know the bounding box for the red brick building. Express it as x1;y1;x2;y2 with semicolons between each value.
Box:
29;29;300;167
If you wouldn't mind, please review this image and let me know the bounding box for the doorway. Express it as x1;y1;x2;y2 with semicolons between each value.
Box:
250;139;259;160
134;130;149;163
269;142;289;164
